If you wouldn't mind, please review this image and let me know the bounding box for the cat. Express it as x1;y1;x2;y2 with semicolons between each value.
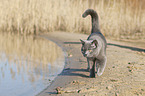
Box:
80;9;107;78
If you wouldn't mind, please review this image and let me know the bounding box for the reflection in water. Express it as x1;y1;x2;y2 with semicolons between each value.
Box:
0;34;65;96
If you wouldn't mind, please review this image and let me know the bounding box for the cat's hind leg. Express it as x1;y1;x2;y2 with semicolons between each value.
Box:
97;57;107;76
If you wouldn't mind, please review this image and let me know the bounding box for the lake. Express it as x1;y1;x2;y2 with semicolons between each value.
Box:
0;34;65;96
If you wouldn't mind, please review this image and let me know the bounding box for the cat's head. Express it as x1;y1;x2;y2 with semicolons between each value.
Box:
80;39;98;57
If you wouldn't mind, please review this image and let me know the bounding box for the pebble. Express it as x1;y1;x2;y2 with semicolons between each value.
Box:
68;54;73;57
115;92;119;96
141;89;144;91
106;86;112;90
129;69;133;72
128;62;136;65
71;80;79;84
110;79;118;82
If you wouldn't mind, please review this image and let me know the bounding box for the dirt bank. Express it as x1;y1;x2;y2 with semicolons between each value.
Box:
37;32;145;96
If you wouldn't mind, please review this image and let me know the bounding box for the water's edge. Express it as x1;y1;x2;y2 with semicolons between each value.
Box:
36;35;68;95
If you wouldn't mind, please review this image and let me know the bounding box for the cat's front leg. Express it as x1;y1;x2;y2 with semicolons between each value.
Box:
89;59;96;78
87;58;90;71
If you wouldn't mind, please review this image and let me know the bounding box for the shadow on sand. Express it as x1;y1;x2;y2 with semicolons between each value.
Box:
64;41;145;52
64;41;81;44
108;43;145;52
59;68;89;78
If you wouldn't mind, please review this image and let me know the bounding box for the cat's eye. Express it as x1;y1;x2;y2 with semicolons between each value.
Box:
88;49;92;52
82;47;85;50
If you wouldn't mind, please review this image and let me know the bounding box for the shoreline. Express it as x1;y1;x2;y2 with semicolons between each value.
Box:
37;32;145;96
37;32;88;96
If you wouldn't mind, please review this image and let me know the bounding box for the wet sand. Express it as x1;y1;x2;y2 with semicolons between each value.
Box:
37;32;145;96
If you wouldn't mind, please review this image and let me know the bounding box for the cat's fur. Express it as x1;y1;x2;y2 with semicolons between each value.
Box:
80;9;107;78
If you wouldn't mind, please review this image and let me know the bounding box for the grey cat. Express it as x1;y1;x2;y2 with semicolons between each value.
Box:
80;9;107;78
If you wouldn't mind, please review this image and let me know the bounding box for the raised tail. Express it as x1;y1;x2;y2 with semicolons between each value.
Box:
82;9;100;33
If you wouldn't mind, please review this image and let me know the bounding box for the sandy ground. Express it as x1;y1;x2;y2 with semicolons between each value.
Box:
37;32;145;96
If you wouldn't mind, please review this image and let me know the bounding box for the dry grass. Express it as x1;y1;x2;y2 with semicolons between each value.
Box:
0;0;145;39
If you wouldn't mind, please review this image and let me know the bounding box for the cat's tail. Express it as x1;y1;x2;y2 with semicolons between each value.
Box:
82;9;100;33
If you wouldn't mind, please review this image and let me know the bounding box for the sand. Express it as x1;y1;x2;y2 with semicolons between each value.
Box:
37;32;145;96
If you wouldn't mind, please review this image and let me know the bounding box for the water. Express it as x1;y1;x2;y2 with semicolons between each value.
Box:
0;34;65;96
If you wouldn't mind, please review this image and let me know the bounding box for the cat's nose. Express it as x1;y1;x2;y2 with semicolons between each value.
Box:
84;54;87;57
84;51;88;57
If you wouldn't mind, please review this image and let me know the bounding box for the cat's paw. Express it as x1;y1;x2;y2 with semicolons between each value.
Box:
97;72;103;76
90;74;96;78
90;70;96;78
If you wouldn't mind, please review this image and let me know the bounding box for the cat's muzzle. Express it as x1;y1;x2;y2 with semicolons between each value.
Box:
83;54;87;57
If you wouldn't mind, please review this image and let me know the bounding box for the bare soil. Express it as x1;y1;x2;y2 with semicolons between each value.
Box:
37;32;145;96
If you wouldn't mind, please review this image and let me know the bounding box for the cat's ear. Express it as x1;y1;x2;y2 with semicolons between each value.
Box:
80;39;85;45
91;40;98;47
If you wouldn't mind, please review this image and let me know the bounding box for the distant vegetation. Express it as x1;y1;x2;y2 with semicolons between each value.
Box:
0;0;145;39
